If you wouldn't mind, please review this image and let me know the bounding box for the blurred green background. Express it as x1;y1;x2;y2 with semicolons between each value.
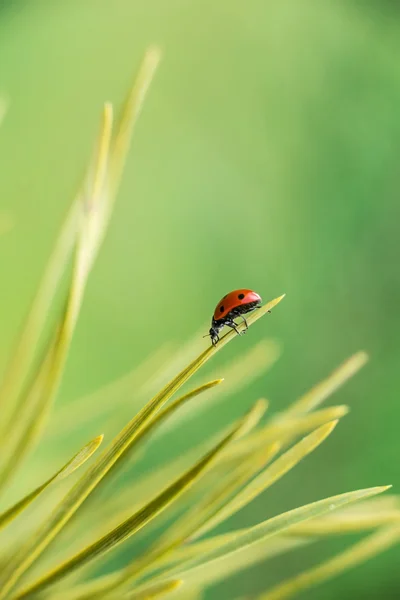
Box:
0;0;399;597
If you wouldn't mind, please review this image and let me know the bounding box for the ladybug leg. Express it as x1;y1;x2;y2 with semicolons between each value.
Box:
240;315;249;331
226;321;244;336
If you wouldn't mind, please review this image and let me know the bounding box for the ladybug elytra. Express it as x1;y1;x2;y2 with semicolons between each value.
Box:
207;289;264;346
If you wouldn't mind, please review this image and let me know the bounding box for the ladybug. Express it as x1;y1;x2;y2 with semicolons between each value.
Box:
207;289;264;346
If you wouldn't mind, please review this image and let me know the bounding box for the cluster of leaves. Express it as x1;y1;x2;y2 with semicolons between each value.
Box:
0;48;399;600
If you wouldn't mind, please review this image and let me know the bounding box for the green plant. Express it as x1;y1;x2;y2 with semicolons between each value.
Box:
0;47;399;600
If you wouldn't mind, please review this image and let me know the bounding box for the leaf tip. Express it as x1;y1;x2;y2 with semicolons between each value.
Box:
325;418;339;431
142;45;162;74
265;294;286;313
380;485;393;492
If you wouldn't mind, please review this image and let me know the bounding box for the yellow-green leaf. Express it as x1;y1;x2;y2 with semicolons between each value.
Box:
283;351;368;417
0;435;103;531
259;525;400;600
80;379;225;496
0;295;284;597
13;404;260;599
0;49;162;600
164;536;311;594
0;103;112;436
158;340;280;436
227;405;349;460
162;485;390;584
195;421;338;537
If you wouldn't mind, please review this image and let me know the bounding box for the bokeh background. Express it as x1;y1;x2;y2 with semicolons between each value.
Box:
0;0;399;598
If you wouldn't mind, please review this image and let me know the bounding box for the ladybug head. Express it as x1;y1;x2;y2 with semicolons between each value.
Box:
208;325;220;347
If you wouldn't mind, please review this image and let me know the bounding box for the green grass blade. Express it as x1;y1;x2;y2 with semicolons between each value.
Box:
0;48;161;462
259;525;400;600
289;497;400;535
108;47;161;204
0;205;77;430
162;536;311;595
0;340;57;488
162;486;391;585
0;103;113;434
195;421;338;537
0;103;114;489
150;379;225;432
169;534;310;572
146;443;280;566
283;352;368;417
159;340;280;437
13;405;259;599
57;442;280;599
68;379;225;503
0;50;163;600
227;405;349;460
0;435;103;531
29;401;268;586
46;402;270;583
93;398;267;535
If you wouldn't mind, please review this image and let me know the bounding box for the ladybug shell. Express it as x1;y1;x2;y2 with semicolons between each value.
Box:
213;289;262;321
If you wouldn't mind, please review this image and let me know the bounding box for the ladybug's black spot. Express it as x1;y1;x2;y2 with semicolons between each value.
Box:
220;306;224;313
238;293;245;300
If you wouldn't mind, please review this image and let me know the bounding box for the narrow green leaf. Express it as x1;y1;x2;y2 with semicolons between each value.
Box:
166;536;311;593
1;295;284;598
0;49;162;600
0;340;58;489
259;525;400;600
74;379;225;500
151;380;224;430
13;405;260;599
231;398;269;440
68;398;268;549
195;421;339;537
0;103;114;492
171;535;310;573
161;486;391;585
44;439;270;588
290;500;400;535
0;435;103;531
0;103;113;435
283;352;368;417
158;340;280;436
108;47;161;203
0;49;162;477
227;406;349;460
57;442;280;600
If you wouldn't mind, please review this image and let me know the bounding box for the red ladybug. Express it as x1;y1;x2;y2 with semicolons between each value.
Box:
207;289;263;346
